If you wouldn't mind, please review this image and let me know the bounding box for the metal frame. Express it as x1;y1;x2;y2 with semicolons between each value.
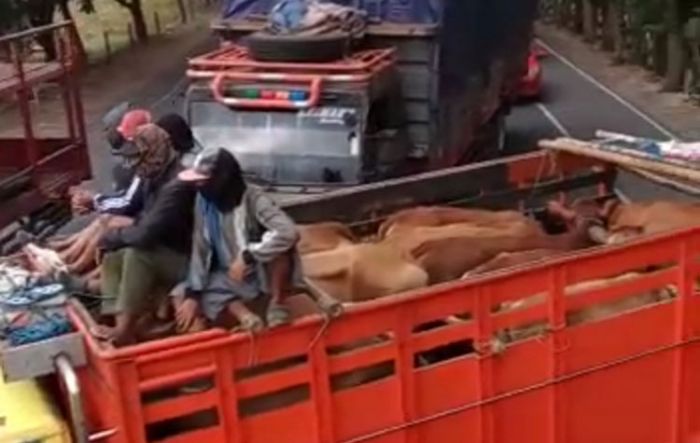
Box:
0;21;89;229
187;44;397;110
55;354;88;443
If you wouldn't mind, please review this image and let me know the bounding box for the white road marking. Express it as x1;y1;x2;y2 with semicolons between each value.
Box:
535;38;679;140
536;102;570;137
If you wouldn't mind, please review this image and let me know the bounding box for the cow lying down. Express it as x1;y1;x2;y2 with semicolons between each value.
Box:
298;203;601;304
299;199;690;348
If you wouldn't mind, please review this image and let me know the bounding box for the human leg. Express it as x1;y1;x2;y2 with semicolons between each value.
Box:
264;253;293;328
105;247;185;345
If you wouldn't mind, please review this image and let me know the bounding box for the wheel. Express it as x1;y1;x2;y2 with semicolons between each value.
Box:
246;31;351;62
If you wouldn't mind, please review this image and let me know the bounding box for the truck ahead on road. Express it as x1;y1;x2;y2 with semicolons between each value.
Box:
185;0;538;193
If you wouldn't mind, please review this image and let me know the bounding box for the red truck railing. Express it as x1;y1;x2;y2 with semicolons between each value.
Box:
66;179;700;442
69;227;700;443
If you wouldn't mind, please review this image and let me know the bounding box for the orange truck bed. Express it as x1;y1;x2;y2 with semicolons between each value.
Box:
67;151;700;443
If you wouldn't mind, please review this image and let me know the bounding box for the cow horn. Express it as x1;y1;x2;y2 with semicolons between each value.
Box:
587;225;610;244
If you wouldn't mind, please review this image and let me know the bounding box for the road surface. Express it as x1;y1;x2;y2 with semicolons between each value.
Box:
507;39;695;202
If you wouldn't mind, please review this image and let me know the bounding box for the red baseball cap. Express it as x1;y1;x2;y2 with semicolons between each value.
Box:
117;109;152;141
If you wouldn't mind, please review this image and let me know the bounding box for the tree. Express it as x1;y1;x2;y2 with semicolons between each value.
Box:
112;0;148;43
582;0;597;42
661;0;686;91
0;0;25;34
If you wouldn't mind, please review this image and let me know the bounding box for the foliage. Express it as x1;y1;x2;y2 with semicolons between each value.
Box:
542;0;699;96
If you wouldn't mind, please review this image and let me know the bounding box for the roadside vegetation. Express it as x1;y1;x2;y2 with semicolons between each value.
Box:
541;0;700;104
0;0;192;62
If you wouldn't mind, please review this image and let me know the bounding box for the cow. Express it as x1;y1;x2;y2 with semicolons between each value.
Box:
550;198;700;245
377;206;539;239
462;249;565;278
297;222;357;255
301;242;429;303
600;199;700;239
386;206;597;284
494;272;676;345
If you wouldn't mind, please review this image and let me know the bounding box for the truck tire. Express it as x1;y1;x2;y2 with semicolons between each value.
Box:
246;31;350;62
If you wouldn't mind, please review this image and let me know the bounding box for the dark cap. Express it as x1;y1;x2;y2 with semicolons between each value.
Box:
178;147;221;181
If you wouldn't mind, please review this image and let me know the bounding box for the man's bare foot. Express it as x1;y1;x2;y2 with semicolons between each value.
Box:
48;235;77;251
89;324;134;346
90;324;116;341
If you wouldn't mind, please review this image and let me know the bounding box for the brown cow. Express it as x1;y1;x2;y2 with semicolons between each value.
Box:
494;272;676;344
302;242;428;303
463;249;565;278
387;210;595;284
601;199;700;238
377;206;538;239
297;222;357;255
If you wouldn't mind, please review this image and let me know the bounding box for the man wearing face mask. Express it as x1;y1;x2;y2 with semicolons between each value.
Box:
68;111;194;217
95;123;196;346
175;148;301;331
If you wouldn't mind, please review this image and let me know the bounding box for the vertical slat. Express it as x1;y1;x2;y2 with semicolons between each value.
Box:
396;306;418;443
216;348;242;443
546;266;567;443
309;336;335;443
475;287;495;443
114;361;148;443
670;240;691;443
55;31;77;142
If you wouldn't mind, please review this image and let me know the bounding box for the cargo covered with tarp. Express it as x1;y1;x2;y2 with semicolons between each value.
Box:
208;0;538;176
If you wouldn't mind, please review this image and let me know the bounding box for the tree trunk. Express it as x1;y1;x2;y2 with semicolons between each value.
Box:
600;1;615;51
609;1;625;62
661;0;686;91
175;0;187;23
582;0;596;41
114;0;148;42
571;0;584;33
58;0;88;64
128;0;148;43
27;0;57;61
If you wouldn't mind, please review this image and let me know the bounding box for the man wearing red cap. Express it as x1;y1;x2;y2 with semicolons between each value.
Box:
70;109;153;217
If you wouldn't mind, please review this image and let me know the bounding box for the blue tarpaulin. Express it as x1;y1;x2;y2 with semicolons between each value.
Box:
221;0;441;24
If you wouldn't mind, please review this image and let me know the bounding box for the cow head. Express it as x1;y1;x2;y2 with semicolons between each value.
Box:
546;199;609;247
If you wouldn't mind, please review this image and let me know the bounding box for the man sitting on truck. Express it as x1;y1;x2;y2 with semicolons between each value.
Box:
54;112;195;277
94;123;196;346
68;112;195;218
174;148;301;331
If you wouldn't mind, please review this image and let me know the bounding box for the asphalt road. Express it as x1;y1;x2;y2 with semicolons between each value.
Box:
506;40;696;203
